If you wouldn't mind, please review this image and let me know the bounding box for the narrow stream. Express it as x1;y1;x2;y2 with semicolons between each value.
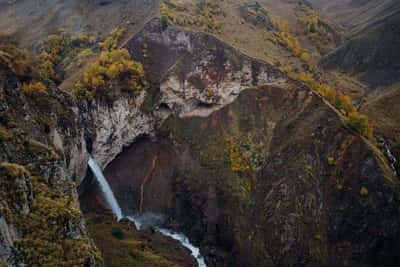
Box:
377;138;398;176
88;156;207;267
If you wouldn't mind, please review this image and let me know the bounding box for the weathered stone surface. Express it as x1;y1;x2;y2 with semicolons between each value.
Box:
127;18;286;118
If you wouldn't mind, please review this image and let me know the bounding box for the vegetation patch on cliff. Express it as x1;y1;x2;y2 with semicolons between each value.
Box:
160;0;223;34
74;48;146;100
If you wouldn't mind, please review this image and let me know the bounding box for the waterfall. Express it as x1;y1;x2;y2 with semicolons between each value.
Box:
87;158;207;267
88;157;123;221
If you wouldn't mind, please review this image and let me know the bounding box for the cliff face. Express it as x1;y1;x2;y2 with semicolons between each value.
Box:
82;20;400;267
126;19;286;119
0;49;157;264
0;63;100;265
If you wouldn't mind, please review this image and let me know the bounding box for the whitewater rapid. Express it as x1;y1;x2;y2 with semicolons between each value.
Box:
88;157;207;267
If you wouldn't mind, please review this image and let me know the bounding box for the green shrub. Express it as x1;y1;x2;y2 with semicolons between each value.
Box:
111;227;124;240
348;112;373;138
77;48;94;66
99;28;126;51
327;156;335;166
360;186;369;196
160;16;169;31
40;34;69;65
0;42;32;76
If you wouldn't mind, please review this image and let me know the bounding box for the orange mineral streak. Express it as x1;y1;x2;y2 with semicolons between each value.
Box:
139;155;158;213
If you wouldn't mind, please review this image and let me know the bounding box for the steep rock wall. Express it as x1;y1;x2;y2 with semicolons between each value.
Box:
0;60;155;265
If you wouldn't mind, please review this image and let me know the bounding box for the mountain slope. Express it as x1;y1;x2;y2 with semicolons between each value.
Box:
0;0;159;50
321;12;400;87
310;0;400;88
308;0;400;33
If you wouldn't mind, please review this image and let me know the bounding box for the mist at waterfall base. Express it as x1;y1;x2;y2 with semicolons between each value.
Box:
88;156;207;267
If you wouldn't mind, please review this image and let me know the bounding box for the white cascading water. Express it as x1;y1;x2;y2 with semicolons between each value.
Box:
127;214;207;267
88;157;207;267
384;142;398;176
88;157;123;221
378;138;398;176
157;228;207;267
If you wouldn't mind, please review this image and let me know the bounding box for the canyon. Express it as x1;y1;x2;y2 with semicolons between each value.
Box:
0;0;400;266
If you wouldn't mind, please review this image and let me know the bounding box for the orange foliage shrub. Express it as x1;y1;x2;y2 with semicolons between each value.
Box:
40;34;68;65
0;41;32;76
75;49;145;99
348;112;374;139
99;28;125;51
22;82;47;95
298;71;373;138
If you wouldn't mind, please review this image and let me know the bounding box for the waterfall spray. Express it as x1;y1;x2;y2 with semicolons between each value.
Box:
88;157;123;221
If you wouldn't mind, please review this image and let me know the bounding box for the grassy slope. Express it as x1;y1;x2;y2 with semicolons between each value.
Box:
362;82;400;143
86;214;196;267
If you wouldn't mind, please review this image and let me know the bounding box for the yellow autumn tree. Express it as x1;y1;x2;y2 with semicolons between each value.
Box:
22;81;47;95
76;48;145;98
99;28;126;51
41;34;68;65
0;41;32;76
36;59;57;80
348;112;373;138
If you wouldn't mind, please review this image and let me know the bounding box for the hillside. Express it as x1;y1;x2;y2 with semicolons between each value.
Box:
321;10;400;88
309;0;400;177
309;0;400;88
362;83;400;173
0;0;159;50
309;0;400;33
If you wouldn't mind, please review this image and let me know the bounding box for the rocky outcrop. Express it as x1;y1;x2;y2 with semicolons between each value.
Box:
89;92;155;170
127;18;286;118
63;91;155;184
